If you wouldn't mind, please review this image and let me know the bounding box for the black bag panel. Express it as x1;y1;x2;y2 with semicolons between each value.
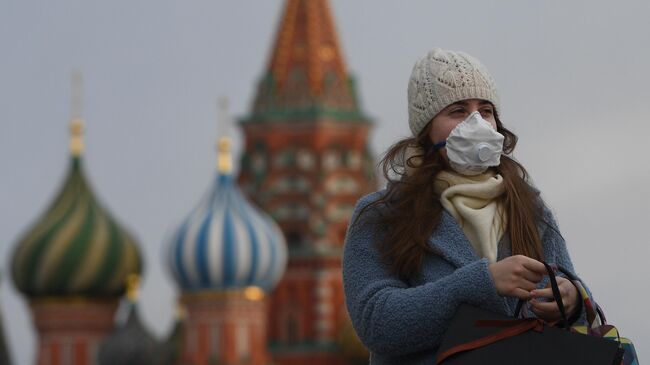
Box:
436;304;623;365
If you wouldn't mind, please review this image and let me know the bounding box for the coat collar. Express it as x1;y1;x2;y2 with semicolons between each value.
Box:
428;210;480;268
428;208;550;268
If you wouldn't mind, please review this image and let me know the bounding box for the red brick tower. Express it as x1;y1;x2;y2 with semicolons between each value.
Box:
238;1;376;364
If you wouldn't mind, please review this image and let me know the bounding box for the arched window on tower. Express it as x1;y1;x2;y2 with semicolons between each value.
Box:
325;176;359;194
272;203;309;221
236;324;250;363
323;150;340;171
344;150;362;169
61;340;73;365
297;149;315;170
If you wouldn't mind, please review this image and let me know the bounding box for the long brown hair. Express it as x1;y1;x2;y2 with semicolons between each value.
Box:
356;112;544;282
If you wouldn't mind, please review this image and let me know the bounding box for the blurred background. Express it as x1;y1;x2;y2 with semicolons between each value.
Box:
1;0;648;364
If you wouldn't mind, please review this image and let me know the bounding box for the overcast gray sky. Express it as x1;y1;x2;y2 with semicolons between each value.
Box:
2;1;649;364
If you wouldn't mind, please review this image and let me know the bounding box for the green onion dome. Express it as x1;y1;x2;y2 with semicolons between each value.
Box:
10;119;143;299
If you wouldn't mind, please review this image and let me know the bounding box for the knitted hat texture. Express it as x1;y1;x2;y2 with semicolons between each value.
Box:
407;48;500;136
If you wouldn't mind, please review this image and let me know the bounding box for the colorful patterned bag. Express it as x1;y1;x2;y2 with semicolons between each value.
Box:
555;266;639;365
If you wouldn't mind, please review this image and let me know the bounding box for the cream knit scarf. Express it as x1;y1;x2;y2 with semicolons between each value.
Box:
433;170;506;263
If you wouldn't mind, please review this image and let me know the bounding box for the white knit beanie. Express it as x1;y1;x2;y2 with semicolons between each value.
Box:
407;48;500;137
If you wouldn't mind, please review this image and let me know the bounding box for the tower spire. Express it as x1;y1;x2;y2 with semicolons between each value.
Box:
246;0;369;122
268;0;347;94
69;72;84;156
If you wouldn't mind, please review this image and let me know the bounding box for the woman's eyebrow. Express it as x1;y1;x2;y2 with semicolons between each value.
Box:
445;101;468;109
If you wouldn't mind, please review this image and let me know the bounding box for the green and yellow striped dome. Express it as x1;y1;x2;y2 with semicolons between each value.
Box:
11;119;143;299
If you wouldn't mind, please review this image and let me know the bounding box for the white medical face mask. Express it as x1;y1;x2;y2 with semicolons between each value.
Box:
434;111;504;176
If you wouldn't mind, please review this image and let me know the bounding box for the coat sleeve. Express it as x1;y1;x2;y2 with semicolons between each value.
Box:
342;194;506;356
540;206;592;326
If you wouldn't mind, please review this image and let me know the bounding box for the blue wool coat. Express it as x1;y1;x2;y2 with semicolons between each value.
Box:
342;189;589;364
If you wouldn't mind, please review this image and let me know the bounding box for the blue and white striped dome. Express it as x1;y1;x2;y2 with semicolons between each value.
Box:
167;171;287;292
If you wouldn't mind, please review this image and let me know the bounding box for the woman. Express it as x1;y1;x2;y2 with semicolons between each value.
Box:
342;48;588;363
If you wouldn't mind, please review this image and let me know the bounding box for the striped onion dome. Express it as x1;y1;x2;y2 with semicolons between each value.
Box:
11;119;143;298
168;138;287;292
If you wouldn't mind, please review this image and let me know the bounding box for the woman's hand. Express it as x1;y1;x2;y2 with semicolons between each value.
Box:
488;255;546;299
530;276;580;322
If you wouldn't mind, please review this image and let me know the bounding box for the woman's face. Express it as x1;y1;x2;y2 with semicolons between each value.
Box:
427;98;497;145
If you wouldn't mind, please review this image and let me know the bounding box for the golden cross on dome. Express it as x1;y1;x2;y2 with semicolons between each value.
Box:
69;71;85;156
216;97;232;174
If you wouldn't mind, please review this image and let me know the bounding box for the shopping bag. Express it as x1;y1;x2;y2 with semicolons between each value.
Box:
435;262;625;365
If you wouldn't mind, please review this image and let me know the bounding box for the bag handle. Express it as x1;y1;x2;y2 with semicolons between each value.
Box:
555;265;607;327
514;261;568;328
544;262;569;328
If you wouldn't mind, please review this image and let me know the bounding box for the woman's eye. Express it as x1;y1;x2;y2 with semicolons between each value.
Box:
451;109;465;114
480;109;494;115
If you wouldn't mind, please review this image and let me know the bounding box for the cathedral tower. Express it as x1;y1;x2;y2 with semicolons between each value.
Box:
238;1;376;363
